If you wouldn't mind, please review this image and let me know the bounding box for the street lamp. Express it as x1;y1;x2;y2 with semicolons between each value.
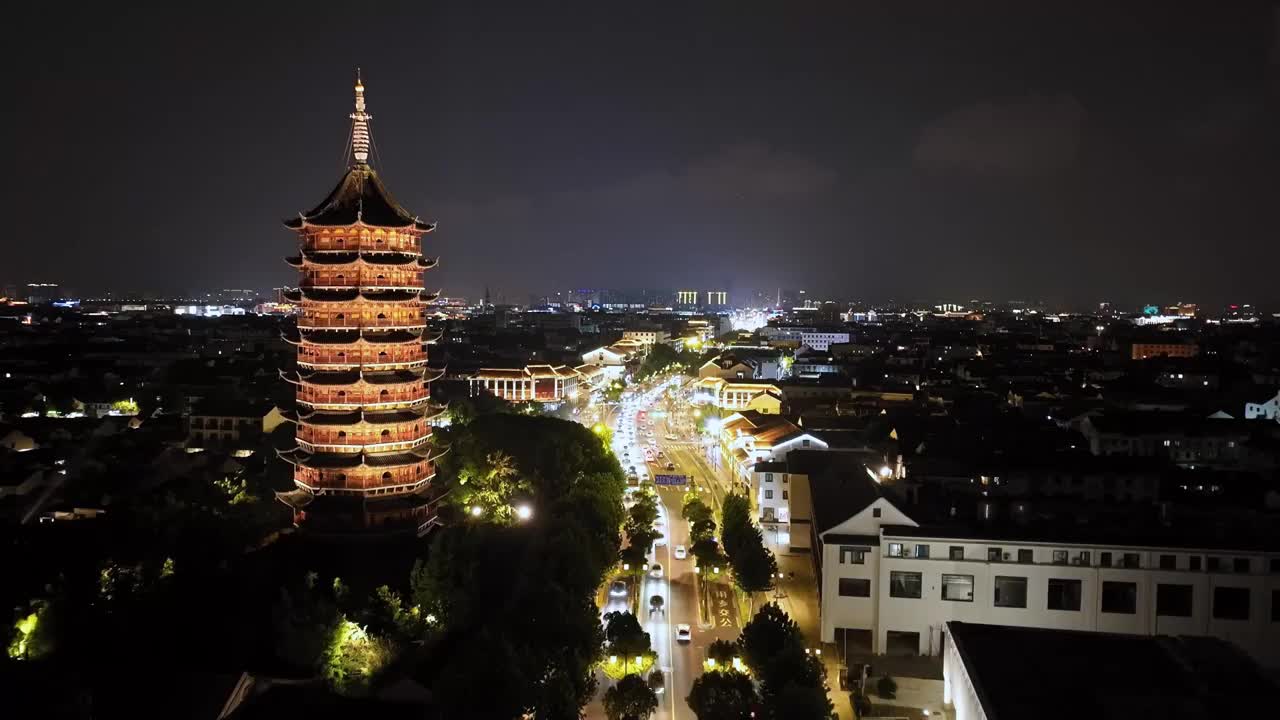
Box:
515;504;533;521
469;505;483;518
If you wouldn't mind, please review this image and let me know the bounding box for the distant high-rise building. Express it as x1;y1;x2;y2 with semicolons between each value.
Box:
278;74;443;537
705;290;727;307
677;290;699;306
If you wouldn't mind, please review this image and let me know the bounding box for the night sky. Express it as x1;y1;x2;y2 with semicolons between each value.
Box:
5;2;1279;308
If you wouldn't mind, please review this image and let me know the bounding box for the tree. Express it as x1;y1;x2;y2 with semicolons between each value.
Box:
706;639;737;665
730;528;778;594
604;673;658;720
603;611;652;658
686;670;758;720
454;450;528;523
738;603;802;678
719;493;751;558
762;682;834;720
682;496;714;526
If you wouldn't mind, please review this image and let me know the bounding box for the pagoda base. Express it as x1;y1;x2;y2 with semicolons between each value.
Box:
276;484;442;539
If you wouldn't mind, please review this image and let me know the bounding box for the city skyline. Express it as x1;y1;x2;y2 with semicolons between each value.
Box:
6;3;1280;307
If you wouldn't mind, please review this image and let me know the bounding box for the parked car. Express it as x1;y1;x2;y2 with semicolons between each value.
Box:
676;624;692;642
674;544;687;560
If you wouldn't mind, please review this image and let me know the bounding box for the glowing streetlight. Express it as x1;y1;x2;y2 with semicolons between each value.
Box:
878;465;893;479
706;658;717;668
623;563;630;571
469;505;483;517
592;424;605;435
713;566;720;575
515;504;533;521
609;655;618;664
634;656;643;666
693;566;700;574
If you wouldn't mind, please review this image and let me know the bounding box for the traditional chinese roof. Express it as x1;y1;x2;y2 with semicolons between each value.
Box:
287;368;426;385
280;445;441;469
284;288;425;303
290;328;423;344
285;164;435;231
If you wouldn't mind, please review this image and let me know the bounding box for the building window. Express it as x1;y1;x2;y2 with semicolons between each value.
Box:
1101;581;1137;614
872;508;881;518
782;490;789;500
1159;554;1176;570
765;473;773;483
889;571;922;599
1156;584;1193;617
1077;551;1091;566
1047;579;1083;611
802;439;811;447
1018;549;1033;564
993;576;1027;608
915;544;930;559
1212;586;1250;620
838;578;871;597
988;547;1003;562
1051;550;1067;565
941;574;974;602
1232;558;1250;574
1190;556;1202;572
764;489;774;500
1121;553;1140;569
1100;552;1112;567
950;546;964;560
887;543;904;558
1207;557;1223;572
839;547;865;565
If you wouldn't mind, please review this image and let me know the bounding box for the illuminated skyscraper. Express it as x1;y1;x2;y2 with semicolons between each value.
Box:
278;75;445;536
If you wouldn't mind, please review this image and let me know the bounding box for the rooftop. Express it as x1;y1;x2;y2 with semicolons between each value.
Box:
285;164;434;231
947;621;1278;720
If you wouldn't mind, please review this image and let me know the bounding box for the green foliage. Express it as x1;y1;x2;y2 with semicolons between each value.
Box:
603;611;653;658
738;604;833;720
322;618;394;697
706;639;738;665
682;496;714;527
719;493;777;593
110;398;139;415
7;599;55;660
604;673;659;720
415;414;626;718
604;378;628;403
876;675;897;700
451;450;530;523
738;603;802;677
763;682;834;720
687;669;758;720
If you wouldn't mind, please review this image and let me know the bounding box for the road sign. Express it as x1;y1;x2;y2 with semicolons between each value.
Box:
653;474;687;486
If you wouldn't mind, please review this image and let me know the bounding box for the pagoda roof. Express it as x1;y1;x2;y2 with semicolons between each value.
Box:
289;368;426;385
292;328;424;344
284;288;425;303
280;445;439;469
285;164;435;231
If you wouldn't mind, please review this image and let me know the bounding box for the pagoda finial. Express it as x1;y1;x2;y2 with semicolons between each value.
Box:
350;69;372;166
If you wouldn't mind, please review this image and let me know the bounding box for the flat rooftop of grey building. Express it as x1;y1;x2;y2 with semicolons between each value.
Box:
947;621;1278;720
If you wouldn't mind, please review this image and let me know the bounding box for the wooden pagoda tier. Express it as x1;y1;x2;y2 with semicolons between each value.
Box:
276;75;444;538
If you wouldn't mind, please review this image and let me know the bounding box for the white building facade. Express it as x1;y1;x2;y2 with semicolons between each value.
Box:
818;514;1280;667
1246;390;1280;422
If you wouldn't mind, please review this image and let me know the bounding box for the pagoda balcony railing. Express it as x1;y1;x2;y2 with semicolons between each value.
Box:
296;435;430;454
297;316;428;330
302;283;424;292
296;396;430;411
297;475;432;497
297;358;429;371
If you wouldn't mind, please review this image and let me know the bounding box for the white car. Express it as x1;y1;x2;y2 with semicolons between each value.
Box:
676;624;692;643
609;580;628;597
674;544;687;560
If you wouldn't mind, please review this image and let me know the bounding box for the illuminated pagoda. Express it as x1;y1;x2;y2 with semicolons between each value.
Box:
278;74;445;536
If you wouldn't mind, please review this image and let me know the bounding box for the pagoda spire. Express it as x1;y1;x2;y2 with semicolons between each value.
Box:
350;69;372;165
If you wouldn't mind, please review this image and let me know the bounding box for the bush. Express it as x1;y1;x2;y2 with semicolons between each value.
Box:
876;674;897;699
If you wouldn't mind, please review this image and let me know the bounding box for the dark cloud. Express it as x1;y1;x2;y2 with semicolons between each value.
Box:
913;94;1085;178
